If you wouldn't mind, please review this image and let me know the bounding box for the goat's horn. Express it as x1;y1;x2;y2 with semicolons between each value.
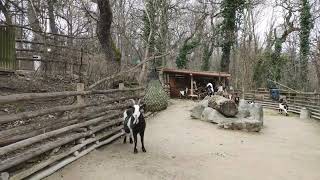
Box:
137;99;141;105
129;99;136;105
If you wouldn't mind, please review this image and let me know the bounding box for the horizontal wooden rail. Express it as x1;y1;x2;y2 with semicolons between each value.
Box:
0;115;123;171
15;39;93;54
16;57;86;66
10;127;122;180
0;95;141;125
0;115;122;156
0;87;144;104
26;132;124;180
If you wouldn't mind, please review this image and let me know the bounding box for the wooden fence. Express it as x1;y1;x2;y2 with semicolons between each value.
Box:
0;25;93;75
244;89;320;120
0;26;16;72
0;84;145;180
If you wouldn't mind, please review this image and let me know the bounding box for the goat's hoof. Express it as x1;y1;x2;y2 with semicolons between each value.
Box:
130;141;133;144
134;149;138;154
142;147;147;153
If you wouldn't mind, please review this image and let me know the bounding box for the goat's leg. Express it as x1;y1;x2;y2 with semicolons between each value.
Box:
129;129;134;144
123;134;127;144
133;132;138;154
140;130;146;153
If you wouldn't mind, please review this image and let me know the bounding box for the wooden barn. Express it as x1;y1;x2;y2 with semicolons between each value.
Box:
162;68;231;98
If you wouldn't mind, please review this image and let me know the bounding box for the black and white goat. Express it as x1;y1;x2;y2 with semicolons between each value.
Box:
206;83;214;97
123;99;146;154
279;98;289;116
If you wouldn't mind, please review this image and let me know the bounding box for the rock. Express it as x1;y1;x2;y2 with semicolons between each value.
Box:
191;104;206;119
218;101;264;132
199;99;209;107
218;119;263;132
191;99;209;119
248;103;263;124
201;107;226;124
208;95;238;117
0;172;9;180
237;99;250;118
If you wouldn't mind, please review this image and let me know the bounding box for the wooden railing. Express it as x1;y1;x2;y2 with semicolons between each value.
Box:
0;84;145;179
243;90;320;120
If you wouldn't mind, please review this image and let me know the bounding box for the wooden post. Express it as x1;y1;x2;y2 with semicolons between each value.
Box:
76;83;85;105
190;74;194;96
300;108;310;119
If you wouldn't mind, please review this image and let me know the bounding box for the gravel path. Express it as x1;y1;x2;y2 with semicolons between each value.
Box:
46;100;320;180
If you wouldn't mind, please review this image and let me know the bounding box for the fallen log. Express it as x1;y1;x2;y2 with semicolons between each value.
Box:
208;95;238;117
10;127;122;180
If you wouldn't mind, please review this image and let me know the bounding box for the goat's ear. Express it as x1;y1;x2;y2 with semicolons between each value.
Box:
139;104;146;112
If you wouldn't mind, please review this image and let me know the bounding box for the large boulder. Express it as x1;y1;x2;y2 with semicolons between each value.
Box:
191;104;206;119
248;103;263;124
237;99;250;118
191;99;209;119
218;101;264;132
200;107;226;124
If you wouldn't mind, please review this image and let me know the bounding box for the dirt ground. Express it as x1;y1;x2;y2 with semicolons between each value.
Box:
46;100;320;180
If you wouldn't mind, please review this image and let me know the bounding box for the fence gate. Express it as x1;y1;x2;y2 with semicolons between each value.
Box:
0;26;16;72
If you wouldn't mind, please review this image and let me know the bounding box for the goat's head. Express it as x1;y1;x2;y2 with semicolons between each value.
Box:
129;99;146;120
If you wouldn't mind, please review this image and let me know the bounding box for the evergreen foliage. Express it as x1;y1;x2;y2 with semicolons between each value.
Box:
299;0;312;88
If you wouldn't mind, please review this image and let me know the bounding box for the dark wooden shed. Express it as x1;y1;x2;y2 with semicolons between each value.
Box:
162;68;231;98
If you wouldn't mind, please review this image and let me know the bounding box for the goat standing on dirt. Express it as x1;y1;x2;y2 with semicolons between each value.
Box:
123;99;146;154
279;98;289;116
206;83;214;97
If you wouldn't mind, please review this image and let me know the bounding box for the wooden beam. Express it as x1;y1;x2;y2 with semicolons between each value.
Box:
0;95;140;125
0;87;143;104
0;116;122;156
190;74;194;95
10;127;122;180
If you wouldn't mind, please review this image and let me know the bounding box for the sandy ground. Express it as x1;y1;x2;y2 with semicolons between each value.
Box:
46;100;320;180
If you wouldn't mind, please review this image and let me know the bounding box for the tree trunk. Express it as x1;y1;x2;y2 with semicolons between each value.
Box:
0;1;12;25
96;0;118;73
208;95;238;117
48;0;58;34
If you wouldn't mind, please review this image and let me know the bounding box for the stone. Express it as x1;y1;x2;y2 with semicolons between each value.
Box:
0;172;9;180
201;107;226;124
191;99;208;119
248;103;263;124
237;99;250;118
199;98;209;107
218;119;263;132
191;104;206;119
218;101;264;132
